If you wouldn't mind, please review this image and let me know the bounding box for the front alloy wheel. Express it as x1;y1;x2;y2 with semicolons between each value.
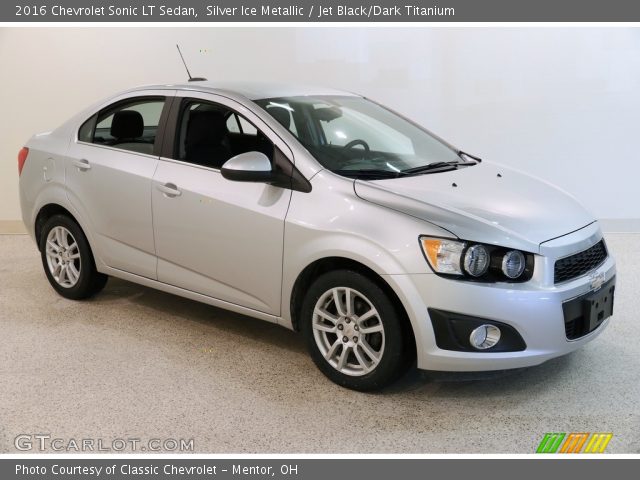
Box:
312;287;385;376
301;270;412;391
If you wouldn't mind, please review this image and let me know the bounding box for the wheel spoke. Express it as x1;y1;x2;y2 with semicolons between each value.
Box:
359;323;383;334
68;242;81;260
313;322;337;333
65;267;75;284
67;264;80;283
47;240;61;253
353;345;372;373
314;307;338;325
55;228;64;247
357;308;377;323
61;230;70;248
324;339;342;361
58;265;68;284
52;263;62;278
344;288;354;316
359;339;381;364
332;288;346;317
336;345;350;370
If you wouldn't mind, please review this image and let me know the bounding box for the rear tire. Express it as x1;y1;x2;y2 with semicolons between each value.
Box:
300;270;410;391
39;214;108;300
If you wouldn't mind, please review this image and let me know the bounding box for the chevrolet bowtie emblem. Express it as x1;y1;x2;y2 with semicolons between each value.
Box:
590;271;606;291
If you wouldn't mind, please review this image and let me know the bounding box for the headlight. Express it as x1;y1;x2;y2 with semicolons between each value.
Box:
420;236;534;282
463;244;490;277
502;250;526;279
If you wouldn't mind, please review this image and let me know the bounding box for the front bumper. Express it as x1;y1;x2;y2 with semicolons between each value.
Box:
383;225;616;372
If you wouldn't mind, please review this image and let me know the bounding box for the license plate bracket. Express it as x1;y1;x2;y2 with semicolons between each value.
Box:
583;283;615;332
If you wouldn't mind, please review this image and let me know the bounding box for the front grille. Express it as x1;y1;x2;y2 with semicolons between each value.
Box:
554;240;607;284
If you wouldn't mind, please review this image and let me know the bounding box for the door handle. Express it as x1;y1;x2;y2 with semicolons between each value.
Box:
73;159;91;171
157;182;182;198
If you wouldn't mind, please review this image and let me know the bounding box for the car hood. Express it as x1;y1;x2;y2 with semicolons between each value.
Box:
354;161;594;253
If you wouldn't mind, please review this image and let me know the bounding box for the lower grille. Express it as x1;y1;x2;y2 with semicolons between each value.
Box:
554;240;607;284
564;317;582;340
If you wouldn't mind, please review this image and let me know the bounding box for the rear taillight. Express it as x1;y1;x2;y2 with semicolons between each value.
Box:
18;147;29;175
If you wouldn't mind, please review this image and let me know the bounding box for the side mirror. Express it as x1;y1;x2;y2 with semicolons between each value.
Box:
220;149;313;193
220;151;274;183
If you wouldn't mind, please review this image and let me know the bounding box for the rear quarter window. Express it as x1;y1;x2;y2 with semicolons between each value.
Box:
76;97;166;155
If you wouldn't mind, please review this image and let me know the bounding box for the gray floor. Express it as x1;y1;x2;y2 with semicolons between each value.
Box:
0;233;638;454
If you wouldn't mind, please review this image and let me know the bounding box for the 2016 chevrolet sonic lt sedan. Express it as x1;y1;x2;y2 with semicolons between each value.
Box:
18;82;616;390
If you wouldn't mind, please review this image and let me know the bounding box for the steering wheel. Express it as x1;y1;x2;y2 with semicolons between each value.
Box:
343;139;370;156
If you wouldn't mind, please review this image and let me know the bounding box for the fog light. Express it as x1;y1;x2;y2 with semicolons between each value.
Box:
469;324;501;350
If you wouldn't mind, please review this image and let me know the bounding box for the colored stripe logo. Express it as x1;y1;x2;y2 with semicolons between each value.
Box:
537;433;565;453
584;433;614;453
536;433;612;453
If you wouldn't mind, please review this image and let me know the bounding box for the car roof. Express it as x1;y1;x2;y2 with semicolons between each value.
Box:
130;81;359;101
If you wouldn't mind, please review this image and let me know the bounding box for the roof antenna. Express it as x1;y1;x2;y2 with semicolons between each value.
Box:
176;44;207;82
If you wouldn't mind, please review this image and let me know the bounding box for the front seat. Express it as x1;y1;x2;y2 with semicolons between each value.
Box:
185;110;232;168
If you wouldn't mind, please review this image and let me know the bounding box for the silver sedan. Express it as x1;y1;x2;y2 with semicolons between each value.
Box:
18;82;616;390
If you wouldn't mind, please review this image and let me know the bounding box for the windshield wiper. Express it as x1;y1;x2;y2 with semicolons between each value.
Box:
401;161;462;175
333;157;478;179
458;151;482;162
331;169;403;179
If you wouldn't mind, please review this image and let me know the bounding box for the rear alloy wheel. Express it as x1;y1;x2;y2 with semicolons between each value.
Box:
39;214;108;300
45;226;82;288
301;270;410;391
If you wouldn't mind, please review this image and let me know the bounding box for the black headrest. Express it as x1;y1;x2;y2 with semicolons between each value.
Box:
267;106;291;130
111;110;144;139
186;110;227;149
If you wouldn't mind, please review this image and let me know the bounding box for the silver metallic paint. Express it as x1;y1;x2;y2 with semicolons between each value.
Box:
222;151;272;172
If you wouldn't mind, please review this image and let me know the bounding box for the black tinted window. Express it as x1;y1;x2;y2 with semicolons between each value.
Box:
84;97;166;155
175;100;274;169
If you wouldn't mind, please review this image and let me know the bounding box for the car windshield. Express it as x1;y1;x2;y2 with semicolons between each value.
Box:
255;95;467;179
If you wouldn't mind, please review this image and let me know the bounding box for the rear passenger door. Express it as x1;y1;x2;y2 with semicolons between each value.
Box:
151;92;292;315
67;92;173;279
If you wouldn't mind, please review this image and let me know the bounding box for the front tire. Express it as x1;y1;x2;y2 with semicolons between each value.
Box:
300;270;411;391
39;214;108;300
